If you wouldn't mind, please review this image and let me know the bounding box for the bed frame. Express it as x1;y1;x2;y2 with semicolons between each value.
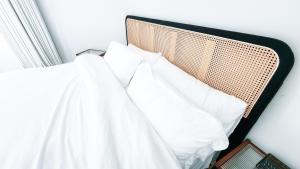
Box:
125;15;294;158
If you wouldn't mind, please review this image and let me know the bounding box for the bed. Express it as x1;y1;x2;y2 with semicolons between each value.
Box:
0;15;294;169
125;15;294;158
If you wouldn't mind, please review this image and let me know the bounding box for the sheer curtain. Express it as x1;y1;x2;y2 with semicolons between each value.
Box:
0;0;62;68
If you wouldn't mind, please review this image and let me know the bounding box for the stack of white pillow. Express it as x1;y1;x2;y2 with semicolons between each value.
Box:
104;41;248;169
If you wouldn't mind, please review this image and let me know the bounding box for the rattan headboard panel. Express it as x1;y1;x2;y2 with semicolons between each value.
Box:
127;18;278;117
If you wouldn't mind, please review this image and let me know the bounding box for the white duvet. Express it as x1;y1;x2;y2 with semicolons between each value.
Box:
0;54;182;169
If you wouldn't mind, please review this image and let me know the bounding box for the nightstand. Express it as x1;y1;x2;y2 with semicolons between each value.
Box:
215;140;266;169
76;49;106;57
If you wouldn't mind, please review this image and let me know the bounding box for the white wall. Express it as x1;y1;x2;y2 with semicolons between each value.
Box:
36;0;300;167
35;0;127;62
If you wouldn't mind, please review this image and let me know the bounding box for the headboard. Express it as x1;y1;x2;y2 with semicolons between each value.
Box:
125;15;294;157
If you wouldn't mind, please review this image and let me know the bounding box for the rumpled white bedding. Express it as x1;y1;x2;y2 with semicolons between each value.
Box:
0;54;182;169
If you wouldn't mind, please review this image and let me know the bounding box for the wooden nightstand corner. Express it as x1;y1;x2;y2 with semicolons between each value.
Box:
215;140;266;169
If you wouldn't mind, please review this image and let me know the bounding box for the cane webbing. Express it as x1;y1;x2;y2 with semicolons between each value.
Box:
126;18;279;117
221;144;265;169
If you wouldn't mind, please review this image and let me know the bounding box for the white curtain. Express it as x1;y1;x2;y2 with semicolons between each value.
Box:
0;0;62;68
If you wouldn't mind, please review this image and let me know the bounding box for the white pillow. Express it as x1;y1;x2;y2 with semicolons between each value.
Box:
127;62;228;169
152;57;248;135
104;41;143;87
128;44;162;65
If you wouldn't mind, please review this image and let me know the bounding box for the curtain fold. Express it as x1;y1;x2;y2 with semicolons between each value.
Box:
0;0;62;68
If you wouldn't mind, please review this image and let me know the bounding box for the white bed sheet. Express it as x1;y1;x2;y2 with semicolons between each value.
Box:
0;54;181;169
